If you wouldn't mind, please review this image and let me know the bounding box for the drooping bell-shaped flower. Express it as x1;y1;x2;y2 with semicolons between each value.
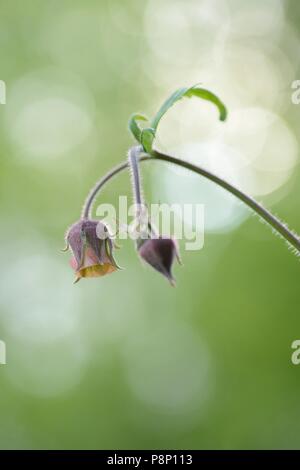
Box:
65;219;120;283
138;236;181;285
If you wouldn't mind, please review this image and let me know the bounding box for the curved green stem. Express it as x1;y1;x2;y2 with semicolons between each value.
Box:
152;150;300;252
81;147;300;253
81;161;128;219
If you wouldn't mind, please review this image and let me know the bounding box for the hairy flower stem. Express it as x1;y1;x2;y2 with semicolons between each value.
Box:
128;146;143;207
81;147;300;253
81;161;129;219
128;145;154;243
152;150;300;253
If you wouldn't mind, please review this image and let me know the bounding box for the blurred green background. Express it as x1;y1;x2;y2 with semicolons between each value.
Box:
0;0;300;450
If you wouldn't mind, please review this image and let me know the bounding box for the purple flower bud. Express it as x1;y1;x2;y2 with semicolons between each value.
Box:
138;237;181;285
65;219;120;283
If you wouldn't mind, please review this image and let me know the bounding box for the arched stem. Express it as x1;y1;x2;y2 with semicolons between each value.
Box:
152;150;300;252
81;147;300;253
81;161;128;219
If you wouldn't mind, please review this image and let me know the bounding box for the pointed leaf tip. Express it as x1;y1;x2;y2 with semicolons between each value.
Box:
151;84;227;131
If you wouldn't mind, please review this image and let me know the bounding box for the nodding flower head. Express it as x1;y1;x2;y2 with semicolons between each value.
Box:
138;237;181;286
65;219;120;283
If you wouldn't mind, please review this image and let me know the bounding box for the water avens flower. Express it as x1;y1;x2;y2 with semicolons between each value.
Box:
65;219;119;283
126;146;181;284
138;237;181;286
64;84;300;286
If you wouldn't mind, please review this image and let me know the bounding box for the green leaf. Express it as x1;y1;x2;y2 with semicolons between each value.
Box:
186;87;227;121
128;113;148;143
141;128;155;154
150;85;227;132
128;85;227;155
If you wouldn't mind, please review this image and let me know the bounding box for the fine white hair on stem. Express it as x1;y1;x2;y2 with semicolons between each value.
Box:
127;145;144;207
81;161;128;220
